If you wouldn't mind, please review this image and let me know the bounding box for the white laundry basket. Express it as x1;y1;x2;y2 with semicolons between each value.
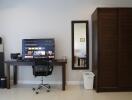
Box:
83;72;95;89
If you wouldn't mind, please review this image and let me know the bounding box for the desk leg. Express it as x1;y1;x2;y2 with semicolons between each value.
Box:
13;65;17;85
62;64;66;90
6;64;10;89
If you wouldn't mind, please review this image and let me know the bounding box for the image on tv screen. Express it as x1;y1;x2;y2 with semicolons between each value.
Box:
22;38;55;59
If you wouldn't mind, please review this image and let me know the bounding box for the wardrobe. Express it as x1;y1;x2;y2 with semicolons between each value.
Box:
92;8;132;92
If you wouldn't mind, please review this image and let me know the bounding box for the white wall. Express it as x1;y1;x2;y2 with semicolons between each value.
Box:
0;0;132;84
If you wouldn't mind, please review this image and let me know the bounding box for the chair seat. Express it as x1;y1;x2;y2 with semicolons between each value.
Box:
33;65;53;76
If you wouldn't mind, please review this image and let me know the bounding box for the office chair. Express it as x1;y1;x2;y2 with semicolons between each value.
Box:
32;59;53;94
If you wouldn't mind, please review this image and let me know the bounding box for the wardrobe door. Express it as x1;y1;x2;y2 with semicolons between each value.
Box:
118;8;132;88
98;9;118;88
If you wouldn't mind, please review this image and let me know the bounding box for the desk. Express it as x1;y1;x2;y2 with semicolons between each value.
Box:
5;59;67;91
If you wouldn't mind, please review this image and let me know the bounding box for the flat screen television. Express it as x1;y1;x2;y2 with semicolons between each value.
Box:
22;38;55;60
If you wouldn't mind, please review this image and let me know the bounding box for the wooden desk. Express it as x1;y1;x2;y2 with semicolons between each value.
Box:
5;59;67;90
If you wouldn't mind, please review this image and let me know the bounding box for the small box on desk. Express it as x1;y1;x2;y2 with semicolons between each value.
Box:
0;77;7;88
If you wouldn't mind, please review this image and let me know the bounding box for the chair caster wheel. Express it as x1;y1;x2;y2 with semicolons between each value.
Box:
47;90;50;92
32;88;35;91
36;92;39;94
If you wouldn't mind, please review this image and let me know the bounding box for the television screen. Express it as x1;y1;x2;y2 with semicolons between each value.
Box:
22;39;55;60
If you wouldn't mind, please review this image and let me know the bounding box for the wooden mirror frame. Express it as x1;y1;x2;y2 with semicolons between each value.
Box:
71;20;89;70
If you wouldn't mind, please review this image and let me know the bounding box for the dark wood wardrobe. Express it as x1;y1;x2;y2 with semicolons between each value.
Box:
92;8;132;92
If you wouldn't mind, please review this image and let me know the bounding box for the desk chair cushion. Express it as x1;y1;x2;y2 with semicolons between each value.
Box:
33;60;53;77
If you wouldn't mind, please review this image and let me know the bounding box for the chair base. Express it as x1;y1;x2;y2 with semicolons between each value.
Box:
32;84;51;94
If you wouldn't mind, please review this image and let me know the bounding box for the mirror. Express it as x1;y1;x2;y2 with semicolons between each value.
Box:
71;21;89;70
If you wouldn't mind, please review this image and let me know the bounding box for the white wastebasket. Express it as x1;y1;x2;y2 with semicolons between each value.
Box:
83;72;95;89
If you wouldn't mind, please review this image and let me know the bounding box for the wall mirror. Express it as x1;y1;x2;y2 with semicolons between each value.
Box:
71;21;89;70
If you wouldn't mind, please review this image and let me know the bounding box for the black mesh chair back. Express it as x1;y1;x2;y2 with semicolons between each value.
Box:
33;59;53;77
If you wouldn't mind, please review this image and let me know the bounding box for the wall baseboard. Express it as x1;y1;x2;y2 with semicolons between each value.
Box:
67;81;83;85
14;80;83;85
